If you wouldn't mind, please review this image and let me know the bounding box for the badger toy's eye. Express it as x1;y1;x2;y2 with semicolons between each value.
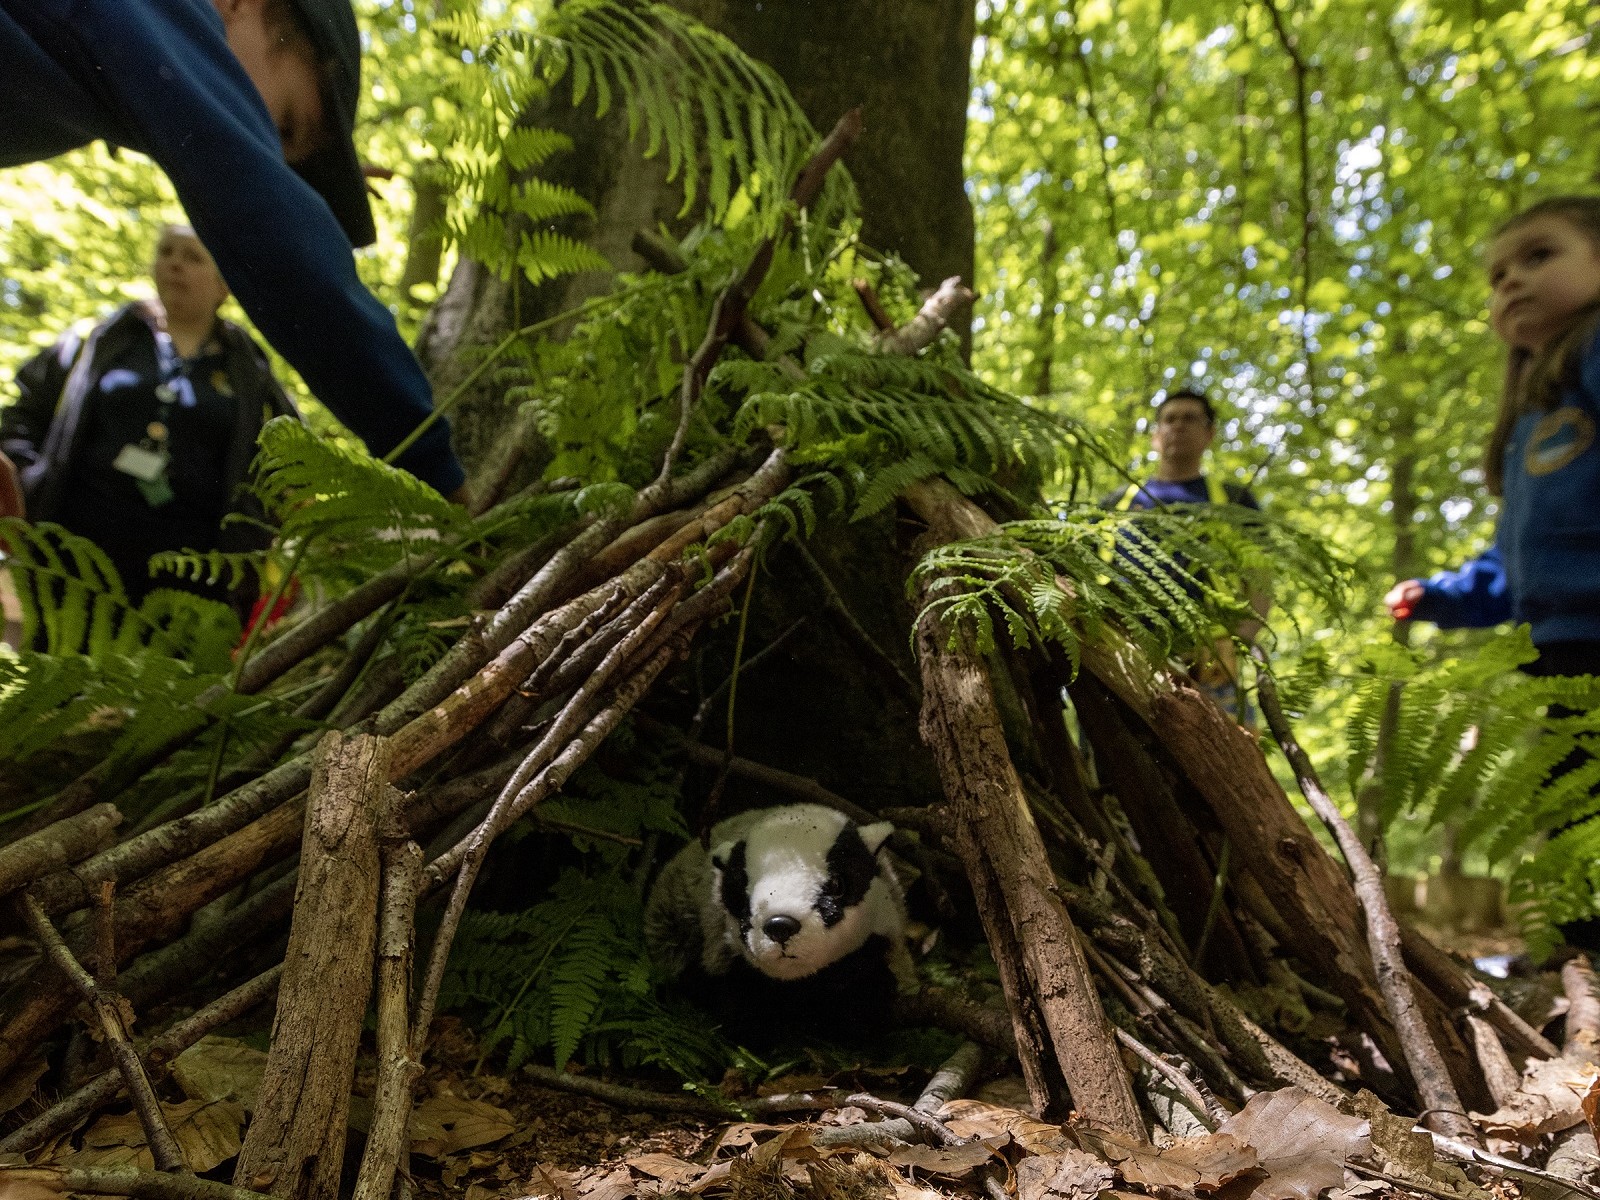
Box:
820;877;843;897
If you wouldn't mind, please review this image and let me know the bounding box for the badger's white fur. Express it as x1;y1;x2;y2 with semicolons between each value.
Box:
645;803;915;993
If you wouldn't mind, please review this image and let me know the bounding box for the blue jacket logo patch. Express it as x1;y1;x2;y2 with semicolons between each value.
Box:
1525;407;1595;477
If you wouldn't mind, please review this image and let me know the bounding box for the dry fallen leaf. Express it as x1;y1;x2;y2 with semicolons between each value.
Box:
881;1171;945;1200
66;1098;244;1174
626;1153;705;1188
578;1164;638;1200
938;1099;1074;1153
1217;1086;1370;1200
887;1141;998;1177
1015;1148;1116;1200
708;1122;793;1155
1077;1128;1259;1193
1348;1090;1486;1200
0;1059;49;1119
526;1162;585;1200
1582;1074;1600;1145
688;1159;735;1194
171;1036;268;1111
750;1126;821;1168
408;1095;516;1159
0;1167;69;1200
1473;1056;1600;1143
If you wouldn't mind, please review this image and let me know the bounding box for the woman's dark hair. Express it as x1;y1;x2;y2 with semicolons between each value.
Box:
1484;195;1600;494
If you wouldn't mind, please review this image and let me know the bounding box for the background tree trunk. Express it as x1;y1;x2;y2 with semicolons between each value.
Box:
417;1;977;813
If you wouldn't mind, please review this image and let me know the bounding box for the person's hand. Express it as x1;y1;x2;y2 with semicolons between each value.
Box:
0;450;24;521
1385;579;1424;620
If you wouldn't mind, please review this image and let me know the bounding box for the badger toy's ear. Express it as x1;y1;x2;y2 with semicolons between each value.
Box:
709;841;736;872
857;822;894;855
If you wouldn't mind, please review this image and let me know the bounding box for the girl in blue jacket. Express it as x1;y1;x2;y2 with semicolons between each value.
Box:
1386;195;1600;946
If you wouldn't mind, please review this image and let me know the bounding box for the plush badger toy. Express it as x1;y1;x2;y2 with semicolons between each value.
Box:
644;803;915;1040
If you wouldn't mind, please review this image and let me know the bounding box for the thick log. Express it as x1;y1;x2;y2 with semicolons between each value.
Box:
234;732;393;1199
0;804;120;898
914;607;1142;1136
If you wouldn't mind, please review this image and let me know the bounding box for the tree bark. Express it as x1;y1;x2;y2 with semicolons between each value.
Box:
912;580;1141;1132
0;803;120;898
233;732;393;1199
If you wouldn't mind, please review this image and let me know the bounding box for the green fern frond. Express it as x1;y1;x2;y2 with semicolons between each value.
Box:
149;548;263;593
0;520;240;664
252;419;464;580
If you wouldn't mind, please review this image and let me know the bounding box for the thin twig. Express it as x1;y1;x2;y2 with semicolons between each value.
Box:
874;276;976;356
411;634;686;1049
1115;1027;1220;1128
844;1092;1007;1200
851;278;896;331
13;893;188;1172
845;1094;963;1146
520;1063;733;1116
793;541;919;703
684;617;808;745
1253;650;1480;1146
1430;1134;1600;1200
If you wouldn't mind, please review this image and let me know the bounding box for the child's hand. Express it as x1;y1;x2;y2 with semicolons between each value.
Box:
1384;579;1424;620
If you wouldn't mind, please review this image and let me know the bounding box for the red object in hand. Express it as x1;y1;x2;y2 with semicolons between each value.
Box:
238;577;300;649
1392;600;1414;621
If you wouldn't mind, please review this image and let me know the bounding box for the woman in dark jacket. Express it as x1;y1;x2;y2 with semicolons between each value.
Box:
1;224;297;603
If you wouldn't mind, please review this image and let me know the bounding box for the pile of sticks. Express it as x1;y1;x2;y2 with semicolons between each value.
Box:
0;109;1590;1200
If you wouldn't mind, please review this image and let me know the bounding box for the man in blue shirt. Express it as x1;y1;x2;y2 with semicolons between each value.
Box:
0;0;466;512
1102;388;1269;718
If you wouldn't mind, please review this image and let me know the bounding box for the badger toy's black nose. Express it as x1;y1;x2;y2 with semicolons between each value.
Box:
762;915;802;944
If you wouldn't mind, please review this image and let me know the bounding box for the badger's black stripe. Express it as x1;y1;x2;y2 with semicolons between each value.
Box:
818;825;877;927
718;840;751;929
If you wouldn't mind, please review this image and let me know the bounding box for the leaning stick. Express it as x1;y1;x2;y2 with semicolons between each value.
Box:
12;893;187;1173
1115;1028;1220;1128
1253;651;1481;1146
874;276;976;356
0;966;283;1156
351;831;425;1200
1465;1015;1519;1108
654;108;862;484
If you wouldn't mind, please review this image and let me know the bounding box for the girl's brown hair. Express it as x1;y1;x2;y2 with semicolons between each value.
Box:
1484;196;1600;494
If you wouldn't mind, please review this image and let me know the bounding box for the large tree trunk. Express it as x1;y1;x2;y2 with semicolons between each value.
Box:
417;0;976;812
420;0;976;468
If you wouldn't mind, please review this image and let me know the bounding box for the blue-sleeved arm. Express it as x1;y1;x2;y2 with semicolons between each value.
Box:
1411;545;1513;629
77;0;464;494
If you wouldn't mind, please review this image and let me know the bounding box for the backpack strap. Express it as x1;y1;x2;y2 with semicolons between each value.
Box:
1113;483;1143;511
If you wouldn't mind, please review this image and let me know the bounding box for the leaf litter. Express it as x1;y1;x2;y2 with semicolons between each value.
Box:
0;1017;1531;1200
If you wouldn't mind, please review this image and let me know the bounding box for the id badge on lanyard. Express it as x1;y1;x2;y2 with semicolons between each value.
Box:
110;332;189;508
